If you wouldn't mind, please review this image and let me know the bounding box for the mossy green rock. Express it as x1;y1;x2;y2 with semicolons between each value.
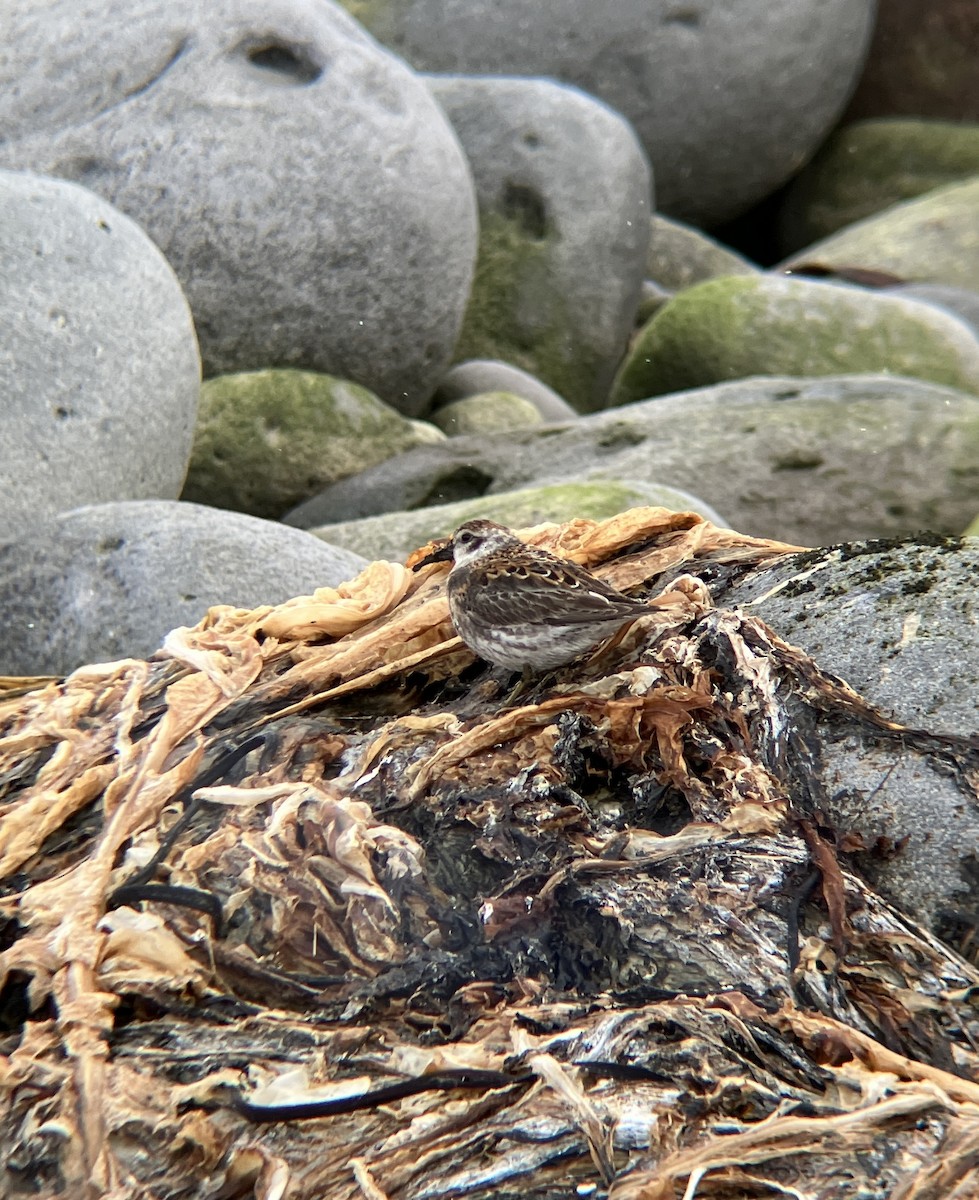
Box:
611;274;979;406
182;369;444;520
431;391;544;436
779;119;979;251
310;480;723;562
647;215;758;292
780;177;979;290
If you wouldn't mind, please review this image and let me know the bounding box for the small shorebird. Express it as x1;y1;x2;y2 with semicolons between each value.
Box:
414;518;649;672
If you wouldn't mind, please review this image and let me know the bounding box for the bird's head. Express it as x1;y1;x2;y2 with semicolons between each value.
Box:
412;519;520;570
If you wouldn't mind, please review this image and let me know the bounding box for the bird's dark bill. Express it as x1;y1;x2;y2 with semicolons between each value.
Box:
412;542;454;570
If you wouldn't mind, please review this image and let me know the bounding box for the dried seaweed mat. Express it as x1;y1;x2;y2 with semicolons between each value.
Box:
1;507;978;1200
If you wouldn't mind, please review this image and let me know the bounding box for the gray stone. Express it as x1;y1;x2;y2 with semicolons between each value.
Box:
886;284;979;339
181;369;444;520
646;215;758;293
344;0;876;225
284;375;979;547
309;479;726;562
429;392;544;437
432;359;577;422
0;500;366;676
716;538;979;926
777;118;979;252
427;75;650;412
0;0;478;414
0;171;200;535
611;274;979;406
779;178;979;293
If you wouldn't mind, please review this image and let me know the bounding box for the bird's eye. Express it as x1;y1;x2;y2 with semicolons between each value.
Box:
459;531;473;544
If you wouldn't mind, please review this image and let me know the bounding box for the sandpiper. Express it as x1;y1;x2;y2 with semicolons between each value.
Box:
414;518;649;672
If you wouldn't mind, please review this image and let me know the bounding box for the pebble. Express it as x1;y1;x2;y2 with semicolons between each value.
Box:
0;0;477;414
0;171;200;534
429;392;544;437
431;360;578;423
646;215;759;293
0;501;366;676
612;274;979;406
427;74;650;412
181;369;444;520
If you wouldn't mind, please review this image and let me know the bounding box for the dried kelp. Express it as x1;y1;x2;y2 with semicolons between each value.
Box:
1;507;978;1199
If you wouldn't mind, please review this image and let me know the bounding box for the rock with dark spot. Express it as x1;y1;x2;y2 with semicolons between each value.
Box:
0;0;477;414
0;500;366;675
427;74;650;412
0;171;200;533
345;0;876;225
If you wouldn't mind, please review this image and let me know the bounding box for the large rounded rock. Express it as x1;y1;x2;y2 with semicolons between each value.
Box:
611;274;979;406
780;178;979;293
284;375;979;547
778;119;979;251
344;0;876;225
721;538;979;928
844;0;979;123
0;171;200;532
0;0;477;414
307;480;725;562
428;75;650;412
0;501;367;676
181;369;444;519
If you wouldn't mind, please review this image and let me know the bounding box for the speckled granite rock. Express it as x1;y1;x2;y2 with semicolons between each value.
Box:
181;369;444;520
0;171;200;532
344;0;876;225
307;480;725;562
612;274;979;406
779;178;979;292
0;500;366;676
428;74;650;411
0;0;477;413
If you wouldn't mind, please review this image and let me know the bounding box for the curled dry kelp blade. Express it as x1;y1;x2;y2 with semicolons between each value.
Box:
0;507;977;1199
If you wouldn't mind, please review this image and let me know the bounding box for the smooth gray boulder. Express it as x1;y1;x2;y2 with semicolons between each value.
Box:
0;0;477;414
305;479;725;560
0;171;200;534
428;75;650;412
346;0;876;225
718;538;979;929
282;376;979;547
0;500;367;676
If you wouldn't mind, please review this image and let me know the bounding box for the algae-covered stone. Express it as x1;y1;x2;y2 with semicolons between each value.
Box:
647;215;758;293
430;391;544;436
432;359;577;422
429;75;651;412
778;119;979;251
309;480;724;562
182;369;444;520
611;274;979;406
780;177;979;291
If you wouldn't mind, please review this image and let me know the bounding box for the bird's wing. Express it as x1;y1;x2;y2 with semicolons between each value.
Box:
457;556;647;628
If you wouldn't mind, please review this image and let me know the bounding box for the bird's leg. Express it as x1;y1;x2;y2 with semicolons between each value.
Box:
501;665;537;708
